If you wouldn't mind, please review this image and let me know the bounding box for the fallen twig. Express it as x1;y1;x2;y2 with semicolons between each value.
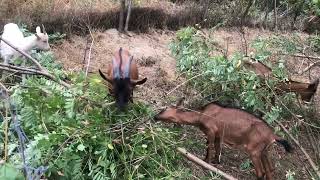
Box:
177;147;238;180
0;63;70;88
280;53;320;61
299;61;320;74
166;72;208;96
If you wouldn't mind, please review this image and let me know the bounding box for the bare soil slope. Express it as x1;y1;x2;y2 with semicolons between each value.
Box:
52;28;317;180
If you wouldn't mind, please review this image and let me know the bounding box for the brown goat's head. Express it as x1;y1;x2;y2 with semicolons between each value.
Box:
154;98;185;123
99;56;147;110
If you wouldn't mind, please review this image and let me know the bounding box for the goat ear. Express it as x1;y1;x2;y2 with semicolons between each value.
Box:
36;26;41;34
99;69;112;84
131;77;147;86
176;97;185;107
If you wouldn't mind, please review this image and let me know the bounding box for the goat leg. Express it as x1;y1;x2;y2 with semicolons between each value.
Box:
261;151;274;180
250;151;265;180
213;137;221;164
204;135;214;163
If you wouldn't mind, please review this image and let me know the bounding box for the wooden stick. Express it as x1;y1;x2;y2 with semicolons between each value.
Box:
279;53;320;60
300;61;320;74
275;120;320;179
177;147;238;180
0;66;38;75
0;64;70;88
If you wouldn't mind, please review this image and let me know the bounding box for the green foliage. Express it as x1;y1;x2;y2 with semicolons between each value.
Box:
170;27;294;122
285;169;296;180
0;163;24;180
240;159;252;171
16;76;188;179
170;27;293;117
1;51;191;179
307;33;320;53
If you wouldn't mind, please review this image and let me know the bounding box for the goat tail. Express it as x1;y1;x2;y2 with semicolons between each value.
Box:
275;138;294;153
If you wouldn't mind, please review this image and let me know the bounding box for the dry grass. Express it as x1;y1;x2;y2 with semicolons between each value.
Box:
0;0;238;34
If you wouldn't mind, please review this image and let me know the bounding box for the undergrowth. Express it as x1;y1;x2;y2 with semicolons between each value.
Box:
170;27;293;123
0;26;192;179
170;27;320;179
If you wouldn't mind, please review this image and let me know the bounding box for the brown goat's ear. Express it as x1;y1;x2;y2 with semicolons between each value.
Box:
176;97;185;107
99;69;112;83
131;77;147;86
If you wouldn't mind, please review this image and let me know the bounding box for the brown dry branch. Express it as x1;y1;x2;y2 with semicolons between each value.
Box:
300;61;320;74
177;147;238;180
0;36;70;88
0;63;70;87
0;66;36;76
280;53;320;61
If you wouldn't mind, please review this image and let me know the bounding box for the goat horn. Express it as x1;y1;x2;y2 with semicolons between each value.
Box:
124;56;133;78
112;58;120;79
42;24;47;34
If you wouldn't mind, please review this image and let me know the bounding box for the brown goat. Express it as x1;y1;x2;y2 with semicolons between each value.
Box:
244;60;319;102
154;98;293;180
99;48;147;110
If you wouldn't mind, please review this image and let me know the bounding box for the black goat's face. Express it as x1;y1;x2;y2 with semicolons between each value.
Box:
98;69;147;110
113;78;133;110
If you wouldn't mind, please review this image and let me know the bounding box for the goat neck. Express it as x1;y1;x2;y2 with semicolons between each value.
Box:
21;35;38;53
175;109;202;125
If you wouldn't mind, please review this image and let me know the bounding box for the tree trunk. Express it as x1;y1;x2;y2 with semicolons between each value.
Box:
124;0;132;32
274;0;278;31
119;0;126;32
241;0;254;26
201;0;210;21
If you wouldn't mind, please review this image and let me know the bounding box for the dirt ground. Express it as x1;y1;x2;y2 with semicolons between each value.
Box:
52;28;318;180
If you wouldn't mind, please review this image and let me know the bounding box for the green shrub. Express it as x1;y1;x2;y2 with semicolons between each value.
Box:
170;27;292;122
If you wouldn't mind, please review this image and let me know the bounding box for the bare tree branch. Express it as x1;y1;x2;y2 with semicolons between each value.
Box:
177;147;238;180
0;64;70;88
